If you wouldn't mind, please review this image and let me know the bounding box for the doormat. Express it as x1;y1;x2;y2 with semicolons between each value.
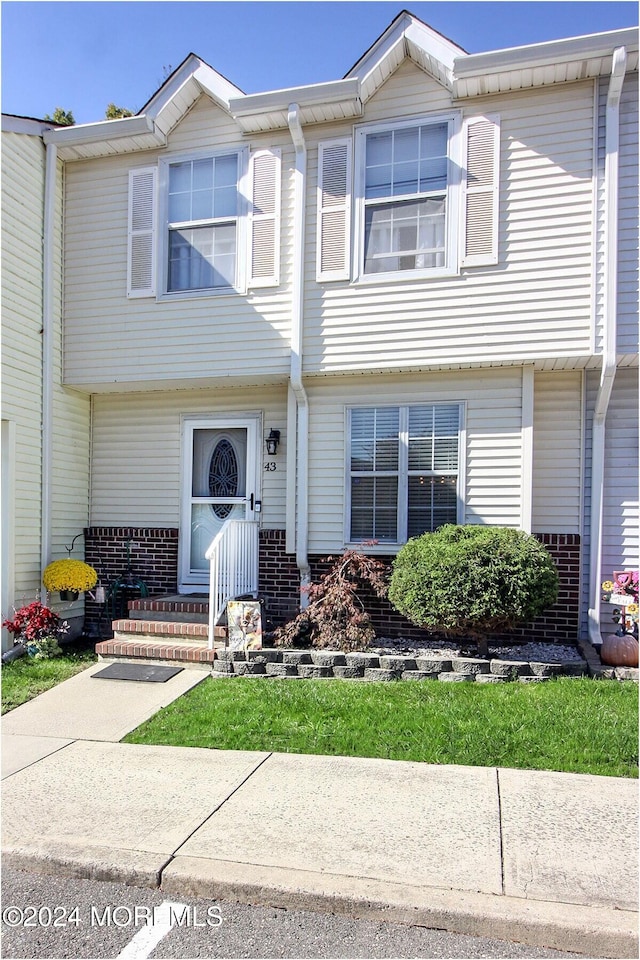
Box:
92;663;184;683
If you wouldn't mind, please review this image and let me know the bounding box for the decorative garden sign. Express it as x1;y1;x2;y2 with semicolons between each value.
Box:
227;600;262;651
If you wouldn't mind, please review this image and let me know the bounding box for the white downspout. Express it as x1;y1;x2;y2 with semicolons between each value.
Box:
40;142;57;602
587;47;627;645
287;104;311;604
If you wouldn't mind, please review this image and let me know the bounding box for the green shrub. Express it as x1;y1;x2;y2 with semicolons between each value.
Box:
388;525;559;657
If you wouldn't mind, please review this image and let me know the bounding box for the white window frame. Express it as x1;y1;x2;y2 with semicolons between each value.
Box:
353;112;462;284
157;146;250;300
344;401;466;550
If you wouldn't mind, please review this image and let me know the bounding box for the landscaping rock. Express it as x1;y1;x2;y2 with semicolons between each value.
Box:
282;650;313;665
380;655;417;671
614;667;639;681
490;659;530;678
311;651;346;667
266;663;299;677
345;653;380;668
438;672;474;682
363;668;400;682
212;660;234;674
216;649;247;662
562;660;588;676
518;675;550;683
452;658;490;675
247;649;281;662
233;661;266;675
401;670;438;681
297;665;333;679
333;665;365;679
529;662;565;678
475;674;508;684
416;657;452;673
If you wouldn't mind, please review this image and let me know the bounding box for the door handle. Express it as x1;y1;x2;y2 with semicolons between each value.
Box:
249;493;254;510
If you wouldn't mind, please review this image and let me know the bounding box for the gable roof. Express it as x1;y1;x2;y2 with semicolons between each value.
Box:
43;13;638;159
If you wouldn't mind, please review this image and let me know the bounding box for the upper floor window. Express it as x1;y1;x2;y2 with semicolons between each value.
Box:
363;122;448;274
167;154;240;292
354;114;460;281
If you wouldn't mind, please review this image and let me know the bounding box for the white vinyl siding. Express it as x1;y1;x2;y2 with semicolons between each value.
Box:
581;369;639;637
617;74;639;356
1;134;91;623
64;98;293;391
127;166;157;297
306;369;523;554
532;372;583;534
248;149;281;287
316;139;352;281
90;385;288;530
1;132;46;598
303;69;595;374
461;115;500;266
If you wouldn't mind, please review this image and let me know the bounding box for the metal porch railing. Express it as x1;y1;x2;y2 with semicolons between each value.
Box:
206;519;260;648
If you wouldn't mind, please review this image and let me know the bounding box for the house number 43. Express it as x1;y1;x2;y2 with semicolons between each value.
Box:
264;462;277;472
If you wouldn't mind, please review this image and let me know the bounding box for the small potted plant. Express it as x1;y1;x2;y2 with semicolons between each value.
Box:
2;601;68;659
43;559;98;601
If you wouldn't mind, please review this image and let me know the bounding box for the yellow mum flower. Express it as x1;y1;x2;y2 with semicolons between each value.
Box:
43;559;97;593
601;581;615;591
627;603;638;616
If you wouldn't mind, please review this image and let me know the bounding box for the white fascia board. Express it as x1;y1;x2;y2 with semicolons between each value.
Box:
2;115;54;135
454;28;638;78
143;55;243;119
346;12;464;81
231;78;360;118
43;114;157;146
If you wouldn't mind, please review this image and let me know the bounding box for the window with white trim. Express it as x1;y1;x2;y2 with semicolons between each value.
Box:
348;403;462;544
355;115;460;280
166;153;240;292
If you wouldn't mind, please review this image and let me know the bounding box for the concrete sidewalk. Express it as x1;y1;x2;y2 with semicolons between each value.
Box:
1;664;638;958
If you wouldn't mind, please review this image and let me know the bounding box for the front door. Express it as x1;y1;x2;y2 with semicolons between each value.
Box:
180;416;260;592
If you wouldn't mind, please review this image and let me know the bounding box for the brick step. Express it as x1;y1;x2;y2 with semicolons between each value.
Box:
112;619;226;642
128;596;209;616
128;609;209;624
96;638;216;665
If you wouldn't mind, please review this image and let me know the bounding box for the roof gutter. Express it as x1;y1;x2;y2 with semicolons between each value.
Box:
40;142;57;601
286;104;311;603
587;46;627;646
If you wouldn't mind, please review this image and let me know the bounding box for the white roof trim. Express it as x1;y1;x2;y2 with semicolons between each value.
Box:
43;114;157;146
2;114;55;135
143;55;243;118
454;28;638;78
346;12;466;96
230;78;361;132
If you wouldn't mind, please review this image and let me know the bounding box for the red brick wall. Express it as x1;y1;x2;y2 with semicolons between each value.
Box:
84;527;178;634
259;530;581;646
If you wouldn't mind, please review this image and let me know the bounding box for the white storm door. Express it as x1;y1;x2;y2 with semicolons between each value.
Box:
180;417;260;590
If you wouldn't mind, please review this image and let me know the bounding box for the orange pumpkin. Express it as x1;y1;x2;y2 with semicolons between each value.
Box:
601;632;639;668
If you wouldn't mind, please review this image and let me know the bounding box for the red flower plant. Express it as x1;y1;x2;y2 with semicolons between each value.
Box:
3;601;64;644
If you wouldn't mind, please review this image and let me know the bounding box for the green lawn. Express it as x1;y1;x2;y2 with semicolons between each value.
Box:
124;676;639;778
1;650;97;714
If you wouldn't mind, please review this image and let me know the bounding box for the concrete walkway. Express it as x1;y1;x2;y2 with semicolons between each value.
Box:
1;664;638;957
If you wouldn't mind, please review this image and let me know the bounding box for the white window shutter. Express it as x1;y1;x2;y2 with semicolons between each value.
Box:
461;116;500;267
317;139;352;282
248;149;281;288
127;166;157;297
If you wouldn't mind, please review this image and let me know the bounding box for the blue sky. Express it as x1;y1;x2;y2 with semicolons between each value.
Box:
2;2;637;124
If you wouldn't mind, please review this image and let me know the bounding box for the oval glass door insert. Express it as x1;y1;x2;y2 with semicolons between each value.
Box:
209;438;239;518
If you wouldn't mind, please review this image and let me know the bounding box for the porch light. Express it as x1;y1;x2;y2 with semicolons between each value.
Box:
265;429;281;456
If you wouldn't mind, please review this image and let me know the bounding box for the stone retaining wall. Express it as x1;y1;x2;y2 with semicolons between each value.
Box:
211;649;605;682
